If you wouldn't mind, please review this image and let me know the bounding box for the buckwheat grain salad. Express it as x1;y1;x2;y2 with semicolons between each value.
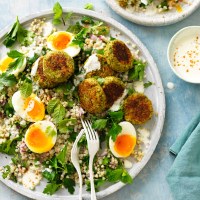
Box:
118;0;184;12
0;2;154;195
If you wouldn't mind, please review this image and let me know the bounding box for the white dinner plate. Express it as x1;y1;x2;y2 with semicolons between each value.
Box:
106;0;200;26
0;8;165;200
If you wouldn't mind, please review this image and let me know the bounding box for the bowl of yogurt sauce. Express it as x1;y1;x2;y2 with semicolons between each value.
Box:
168;26;200;83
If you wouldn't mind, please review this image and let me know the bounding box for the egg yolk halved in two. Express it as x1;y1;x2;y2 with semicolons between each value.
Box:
47;31;72;50
114;134;136;157
0;57;14;73
25;121;57;154
24;95;45;122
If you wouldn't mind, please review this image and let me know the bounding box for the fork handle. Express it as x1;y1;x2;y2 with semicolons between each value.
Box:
89;157;97;200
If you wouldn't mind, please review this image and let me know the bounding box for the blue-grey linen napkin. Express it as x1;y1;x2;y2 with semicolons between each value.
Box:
166;112;200;200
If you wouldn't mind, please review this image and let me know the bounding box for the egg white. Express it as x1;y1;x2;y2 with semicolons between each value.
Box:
25;120;57;153
109;121;136;158
47;31;81;57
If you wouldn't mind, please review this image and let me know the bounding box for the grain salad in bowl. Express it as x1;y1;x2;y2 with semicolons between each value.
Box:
0;2;164;199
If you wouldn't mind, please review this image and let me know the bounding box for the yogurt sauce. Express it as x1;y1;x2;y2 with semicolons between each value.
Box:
173;35;200;83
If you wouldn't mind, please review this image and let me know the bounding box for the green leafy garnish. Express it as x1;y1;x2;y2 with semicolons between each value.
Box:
2;165;11;179
3;17;33;47
46;126;57;137
52;2;72;26
56;145;67;164
7;50;24;58
52;103;66;123
43;183;61;195
58;118;77;133
107;168;133;184
84;3;94;10
63;178;75;194
108;110;124;123
19;79;32;98
0;139;17;155
67;22;83;34
108;123;122;141
47;99;60;114
0;73;17;91
81;16;94;24
144;81;153;88
128;60;146;81
92;119;108;130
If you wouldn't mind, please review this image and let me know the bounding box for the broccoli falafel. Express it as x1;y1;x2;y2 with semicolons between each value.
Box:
123;93;153;125
104;40;134;72
78;78;107;114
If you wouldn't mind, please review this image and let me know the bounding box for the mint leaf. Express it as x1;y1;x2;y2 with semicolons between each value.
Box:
128;60;146;81
19;80;32;98
108;123;122;141
108;110;124;122
7;50;23;58
52;103;66;123
47;99;60;114
0;73;17;88
63;178;75;194
92;119;108;130
56;145;67;165
43;183;61;195
144;81;153;88
84;3;94;10
3;17;33;47
46;126;57;137
53;2;63;19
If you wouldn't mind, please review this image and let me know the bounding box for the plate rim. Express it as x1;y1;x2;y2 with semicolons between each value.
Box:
106;0;200;26
0;8;166;200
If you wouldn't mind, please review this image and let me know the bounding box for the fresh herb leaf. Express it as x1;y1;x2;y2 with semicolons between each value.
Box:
67;22;83;34
95;49;104;55
0;139;17;155
27;54;39;66
7;56;26;75
52;103;66;123
2;165;10;179
7;50;23;58
58;118;77;133
0;73;17;90
56;145;67;164
144;81;153;88
47;99;60;114
128;60;146;81
92;119;108;130
3;17;33;47
107;168;133;184
108;110;124;122
81;16;94;24
65;11;73;21
43;183;61;195
46;126;57;137
94;25;110;36
42;170;56;182
19;80;32;98
4;98;14;117
63;178;75;194
84;3;94;10
108;123;122;141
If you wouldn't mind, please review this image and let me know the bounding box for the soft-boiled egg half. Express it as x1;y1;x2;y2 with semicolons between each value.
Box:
109;121;137;158
25;121;57;153
0;56;26;76
12;91;45;122
47;31;80;57
0;56;14;74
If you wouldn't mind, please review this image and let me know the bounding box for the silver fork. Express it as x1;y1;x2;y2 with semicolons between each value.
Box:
71;129;85;200
81;119;99;200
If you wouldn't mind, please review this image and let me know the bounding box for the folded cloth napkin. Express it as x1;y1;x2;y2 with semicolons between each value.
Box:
166;112;200;200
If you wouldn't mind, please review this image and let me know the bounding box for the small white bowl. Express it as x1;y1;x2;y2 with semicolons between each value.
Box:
167;26;200;84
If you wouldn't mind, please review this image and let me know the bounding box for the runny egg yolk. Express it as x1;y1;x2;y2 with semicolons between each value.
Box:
0;57;14;72
24;96;45;121
26;126;54;153
49;32;72;50
114;134;136;157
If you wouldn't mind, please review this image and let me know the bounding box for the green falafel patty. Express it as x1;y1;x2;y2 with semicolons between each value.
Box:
104;40;134;72
33;57;58;88
124;93;153;125
78;78;107;114
102;76;125;108
43;51;74;83
85;54;115;78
